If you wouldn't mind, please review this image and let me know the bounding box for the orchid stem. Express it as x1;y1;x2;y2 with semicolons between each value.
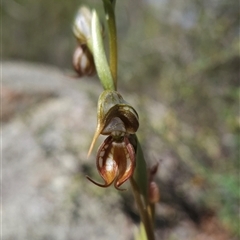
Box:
130;178;155;240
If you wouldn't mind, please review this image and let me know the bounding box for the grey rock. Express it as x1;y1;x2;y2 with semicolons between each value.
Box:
2;62;133;240
2;62;233;240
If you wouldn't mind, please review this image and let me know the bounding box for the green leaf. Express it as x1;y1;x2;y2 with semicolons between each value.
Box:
102;0;118;88
133;135;148;202
91;10;115;90
134;222;148;240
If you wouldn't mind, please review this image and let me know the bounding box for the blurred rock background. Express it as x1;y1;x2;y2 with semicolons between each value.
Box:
2;0;239;239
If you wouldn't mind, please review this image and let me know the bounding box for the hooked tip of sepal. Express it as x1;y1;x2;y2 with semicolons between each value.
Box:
87;126;103;158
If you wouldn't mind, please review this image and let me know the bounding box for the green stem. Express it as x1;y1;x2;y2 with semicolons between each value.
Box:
103;0;118;89
130;178;155;240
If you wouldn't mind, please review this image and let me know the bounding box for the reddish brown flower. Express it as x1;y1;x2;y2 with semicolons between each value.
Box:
87;90;139;190
87;135;135;190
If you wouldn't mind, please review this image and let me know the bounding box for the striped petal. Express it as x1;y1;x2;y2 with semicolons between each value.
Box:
87;136;135;190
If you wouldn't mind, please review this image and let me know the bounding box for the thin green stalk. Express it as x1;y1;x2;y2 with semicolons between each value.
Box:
103;0;118;89
130;178;155;240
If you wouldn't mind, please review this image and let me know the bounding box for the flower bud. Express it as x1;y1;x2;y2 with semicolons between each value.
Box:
73;45;96;77
148;162;160;203
149;181;160;203
73;6;92;44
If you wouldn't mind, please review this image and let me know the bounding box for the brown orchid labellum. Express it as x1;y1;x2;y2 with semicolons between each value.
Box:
87;90;139;190
86;135;135;190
